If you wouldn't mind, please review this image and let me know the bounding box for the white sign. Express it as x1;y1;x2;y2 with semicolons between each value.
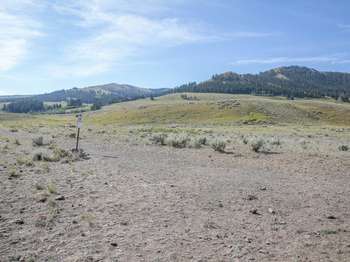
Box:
76;113;83;129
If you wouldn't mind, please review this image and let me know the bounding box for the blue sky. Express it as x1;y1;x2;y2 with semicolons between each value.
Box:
1;0;350;95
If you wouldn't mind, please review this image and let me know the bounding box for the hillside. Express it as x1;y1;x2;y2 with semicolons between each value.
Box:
4;93;349;128
84;93;350;127
174;66;350;99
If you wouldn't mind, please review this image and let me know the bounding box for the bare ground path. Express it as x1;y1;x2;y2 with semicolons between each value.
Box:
0;130;350;261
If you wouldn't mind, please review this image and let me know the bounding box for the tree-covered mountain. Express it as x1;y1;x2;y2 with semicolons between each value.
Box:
0;83;168;104
174;66;350;100
1;83;169;113
31;83;168;104
2;65;350;112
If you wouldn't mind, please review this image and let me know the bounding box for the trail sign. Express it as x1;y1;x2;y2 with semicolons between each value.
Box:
75;113;83;151
77;113;83;128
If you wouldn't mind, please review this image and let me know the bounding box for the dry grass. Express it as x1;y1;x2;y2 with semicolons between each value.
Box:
1;94;350;130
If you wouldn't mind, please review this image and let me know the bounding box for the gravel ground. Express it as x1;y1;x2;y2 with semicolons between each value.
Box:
0;127;349;261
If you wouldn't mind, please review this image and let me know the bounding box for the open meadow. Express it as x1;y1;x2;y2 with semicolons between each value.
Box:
1;93;350;261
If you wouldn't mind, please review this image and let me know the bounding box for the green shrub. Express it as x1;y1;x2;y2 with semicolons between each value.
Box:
151;133;167;145
242;137;249;145
33;152;43;161
167;134;189;148
33;136;44;146
190;139;202;149
17;157;34;167
47;183;57;194
271;138;281;146
33;147;72;162
197;136;207;145
339;145;349;151
251;139;265;153
211;139;226;153
8;168;20;179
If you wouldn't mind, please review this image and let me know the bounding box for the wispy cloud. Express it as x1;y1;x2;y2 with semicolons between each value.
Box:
0;0;276;77
229;32;276;38
0;1;43;71
231;55;350;65
337;24;350;30
50;0;273;77
50;1;221;76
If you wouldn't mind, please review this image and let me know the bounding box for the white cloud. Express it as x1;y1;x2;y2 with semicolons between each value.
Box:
51;0;272;77
50;1;218;76
50;15;209;77
231;56;350;65
0;2;43;71
0;0;275;77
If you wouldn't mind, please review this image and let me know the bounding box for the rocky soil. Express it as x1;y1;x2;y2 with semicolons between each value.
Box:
0;127;349;261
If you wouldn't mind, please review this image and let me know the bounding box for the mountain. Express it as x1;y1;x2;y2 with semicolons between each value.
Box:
0;83;169;104
2;66;350;107
34;83;168;104
174;66;350;99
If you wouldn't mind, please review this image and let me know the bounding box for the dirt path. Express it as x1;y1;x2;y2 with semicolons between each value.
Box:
0;129;349;261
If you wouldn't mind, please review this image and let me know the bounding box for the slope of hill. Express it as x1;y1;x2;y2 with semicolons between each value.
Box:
2;93;350;129
174;66;350;99
86;93;350;127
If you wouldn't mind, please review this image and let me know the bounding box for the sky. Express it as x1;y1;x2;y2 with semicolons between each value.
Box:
1;0;350;95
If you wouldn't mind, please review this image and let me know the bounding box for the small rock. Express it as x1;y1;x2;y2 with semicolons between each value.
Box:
72;220;78;224
55;195;65;201
110;242;118;247
120;221;128;226
246;238;253;243
13;219;24;225
250;209;260;215
260;186;267;191
246;195;258;201
268;208;275;214
218;202;224;208
327;215;337;220
10;239;19;245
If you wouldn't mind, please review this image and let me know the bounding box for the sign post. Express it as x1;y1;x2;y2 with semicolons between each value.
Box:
75;113;82;151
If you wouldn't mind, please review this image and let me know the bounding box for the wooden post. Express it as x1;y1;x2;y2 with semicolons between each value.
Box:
76;127;80;151
75;113;82;151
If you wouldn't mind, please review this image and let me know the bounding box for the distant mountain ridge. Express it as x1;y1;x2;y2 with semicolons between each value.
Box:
1;66;350;105
174;66;350;99
0;83;169;103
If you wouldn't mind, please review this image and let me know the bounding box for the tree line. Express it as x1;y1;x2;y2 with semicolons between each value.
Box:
173;66;350;100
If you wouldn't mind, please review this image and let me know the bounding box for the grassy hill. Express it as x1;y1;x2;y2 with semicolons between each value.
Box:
86;93;350;126
1;93;350;130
